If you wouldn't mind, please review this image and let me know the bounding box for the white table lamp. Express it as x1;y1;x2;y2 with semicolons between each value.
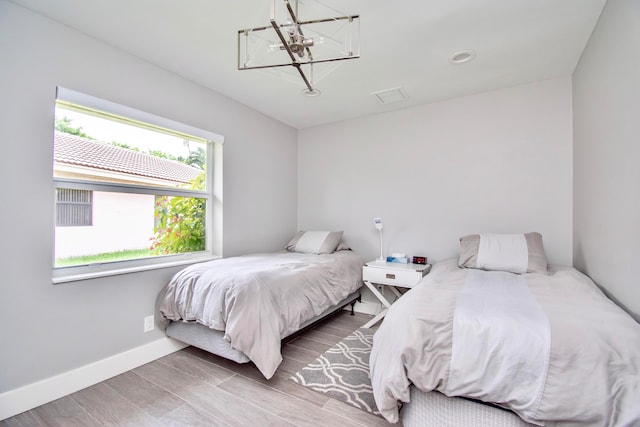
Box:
374;217;385;263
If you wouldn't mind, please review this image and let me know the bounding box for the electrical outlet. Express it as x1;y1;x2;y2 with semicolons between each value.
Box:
144;315;154;333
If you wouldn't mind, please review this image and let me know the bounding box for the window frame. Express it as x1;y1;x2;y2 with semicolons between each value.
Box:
52;87;224;283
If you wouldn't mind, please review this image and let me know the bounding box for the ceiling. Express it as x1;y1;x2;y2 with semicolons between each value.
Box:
10;0;606;129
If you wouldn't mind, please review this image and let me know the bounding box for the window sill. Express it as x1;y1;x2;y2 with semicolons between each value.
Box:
52;255;220;284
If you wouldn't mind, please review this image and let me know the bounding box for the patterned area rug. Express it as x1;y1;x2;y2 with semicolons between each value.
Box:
290;328;379;415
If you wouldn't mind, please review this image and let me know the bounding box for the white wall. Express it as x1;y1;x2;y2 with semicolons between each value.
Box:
573;0;640;317
56;192;155;258
299;78;573;276
0;0;296;397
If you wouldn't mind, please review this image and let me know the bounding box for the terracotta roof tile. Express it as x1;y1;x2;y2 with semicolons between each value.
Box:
54;131;202;184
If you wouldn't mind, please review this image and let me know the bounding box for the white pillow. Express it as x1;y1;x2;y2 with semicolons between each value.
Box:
458;232;548;274
286;231;343;254
477;233;528;273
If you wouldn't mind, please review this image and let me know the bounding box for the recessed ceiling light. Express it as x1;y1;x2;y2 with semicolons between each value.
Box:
449;49;476;64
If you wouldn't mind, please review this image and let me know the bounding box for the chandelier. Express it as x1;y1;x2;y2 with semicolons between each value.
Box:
237;0;360;96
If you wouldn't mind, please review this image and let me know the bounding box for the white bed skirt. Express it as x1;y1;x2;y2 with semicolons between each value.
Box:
402;387;536;427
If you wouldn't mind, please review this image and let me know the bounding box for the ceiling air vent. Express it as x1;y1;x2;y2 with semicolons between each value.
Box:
371;87;407;105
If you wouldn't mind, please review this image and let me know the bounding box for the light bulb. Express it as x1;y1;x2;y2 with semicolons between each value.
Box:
267;43;281;54
284;20;296;35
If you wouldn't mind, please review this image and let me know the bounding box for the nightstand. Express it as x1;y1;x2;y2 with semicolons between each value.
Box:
362;260;431;328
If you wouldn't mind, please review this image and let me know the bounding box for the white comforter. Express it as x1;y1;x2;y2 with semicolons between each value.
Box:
370;259;640;426
157;250;363;379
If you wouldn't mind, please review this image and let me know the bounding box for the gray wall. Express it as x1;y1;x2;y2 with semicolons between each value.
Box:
0;1;297;393
573;0;640;317
298;78;574;280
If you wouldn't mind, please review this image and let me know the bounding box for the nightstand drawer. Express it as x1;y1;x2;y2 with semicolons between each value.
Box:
363;267;423;288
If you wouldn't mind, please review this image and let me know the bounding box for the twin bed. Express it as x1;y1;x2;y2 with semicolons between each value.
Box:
371;233;640;427
156;231;363;379
156;230;640;426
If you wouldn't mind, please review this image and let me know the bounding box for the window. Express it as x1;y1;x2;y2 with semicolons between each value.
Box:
56;188;93;226
53;87;224;282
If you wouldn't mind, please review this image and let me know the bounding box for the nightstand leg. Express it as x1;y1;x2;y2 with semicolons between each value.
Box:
389;286;403;300
363;308;388;328
363;280;394;328
364;281;392;308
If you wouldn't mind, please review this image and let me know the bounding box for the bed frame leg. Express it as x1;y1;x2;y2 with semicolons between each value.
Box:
350;299;357;315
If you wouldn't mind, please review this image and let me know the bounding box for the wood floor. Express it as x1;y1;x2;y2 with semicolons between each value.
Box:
1;311;398;427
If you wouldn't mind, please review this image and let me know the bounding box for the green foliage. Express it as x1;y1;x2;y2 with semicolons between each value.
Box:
148;149;175;160
185;147;205;169
112;142;140;151
55;116;93;139
150;172;206;254
55;248;151;267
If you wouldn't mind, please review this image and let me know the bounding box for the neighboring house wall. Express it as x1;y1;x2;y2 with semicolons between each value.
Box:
0;0;297;400
298;77;573;271
573;0;640;317
55;192;155;258
53;133;201;259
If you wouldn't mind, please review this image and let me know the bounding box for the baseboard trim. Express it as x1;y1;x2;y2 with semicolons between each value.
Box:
0;337;188;421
